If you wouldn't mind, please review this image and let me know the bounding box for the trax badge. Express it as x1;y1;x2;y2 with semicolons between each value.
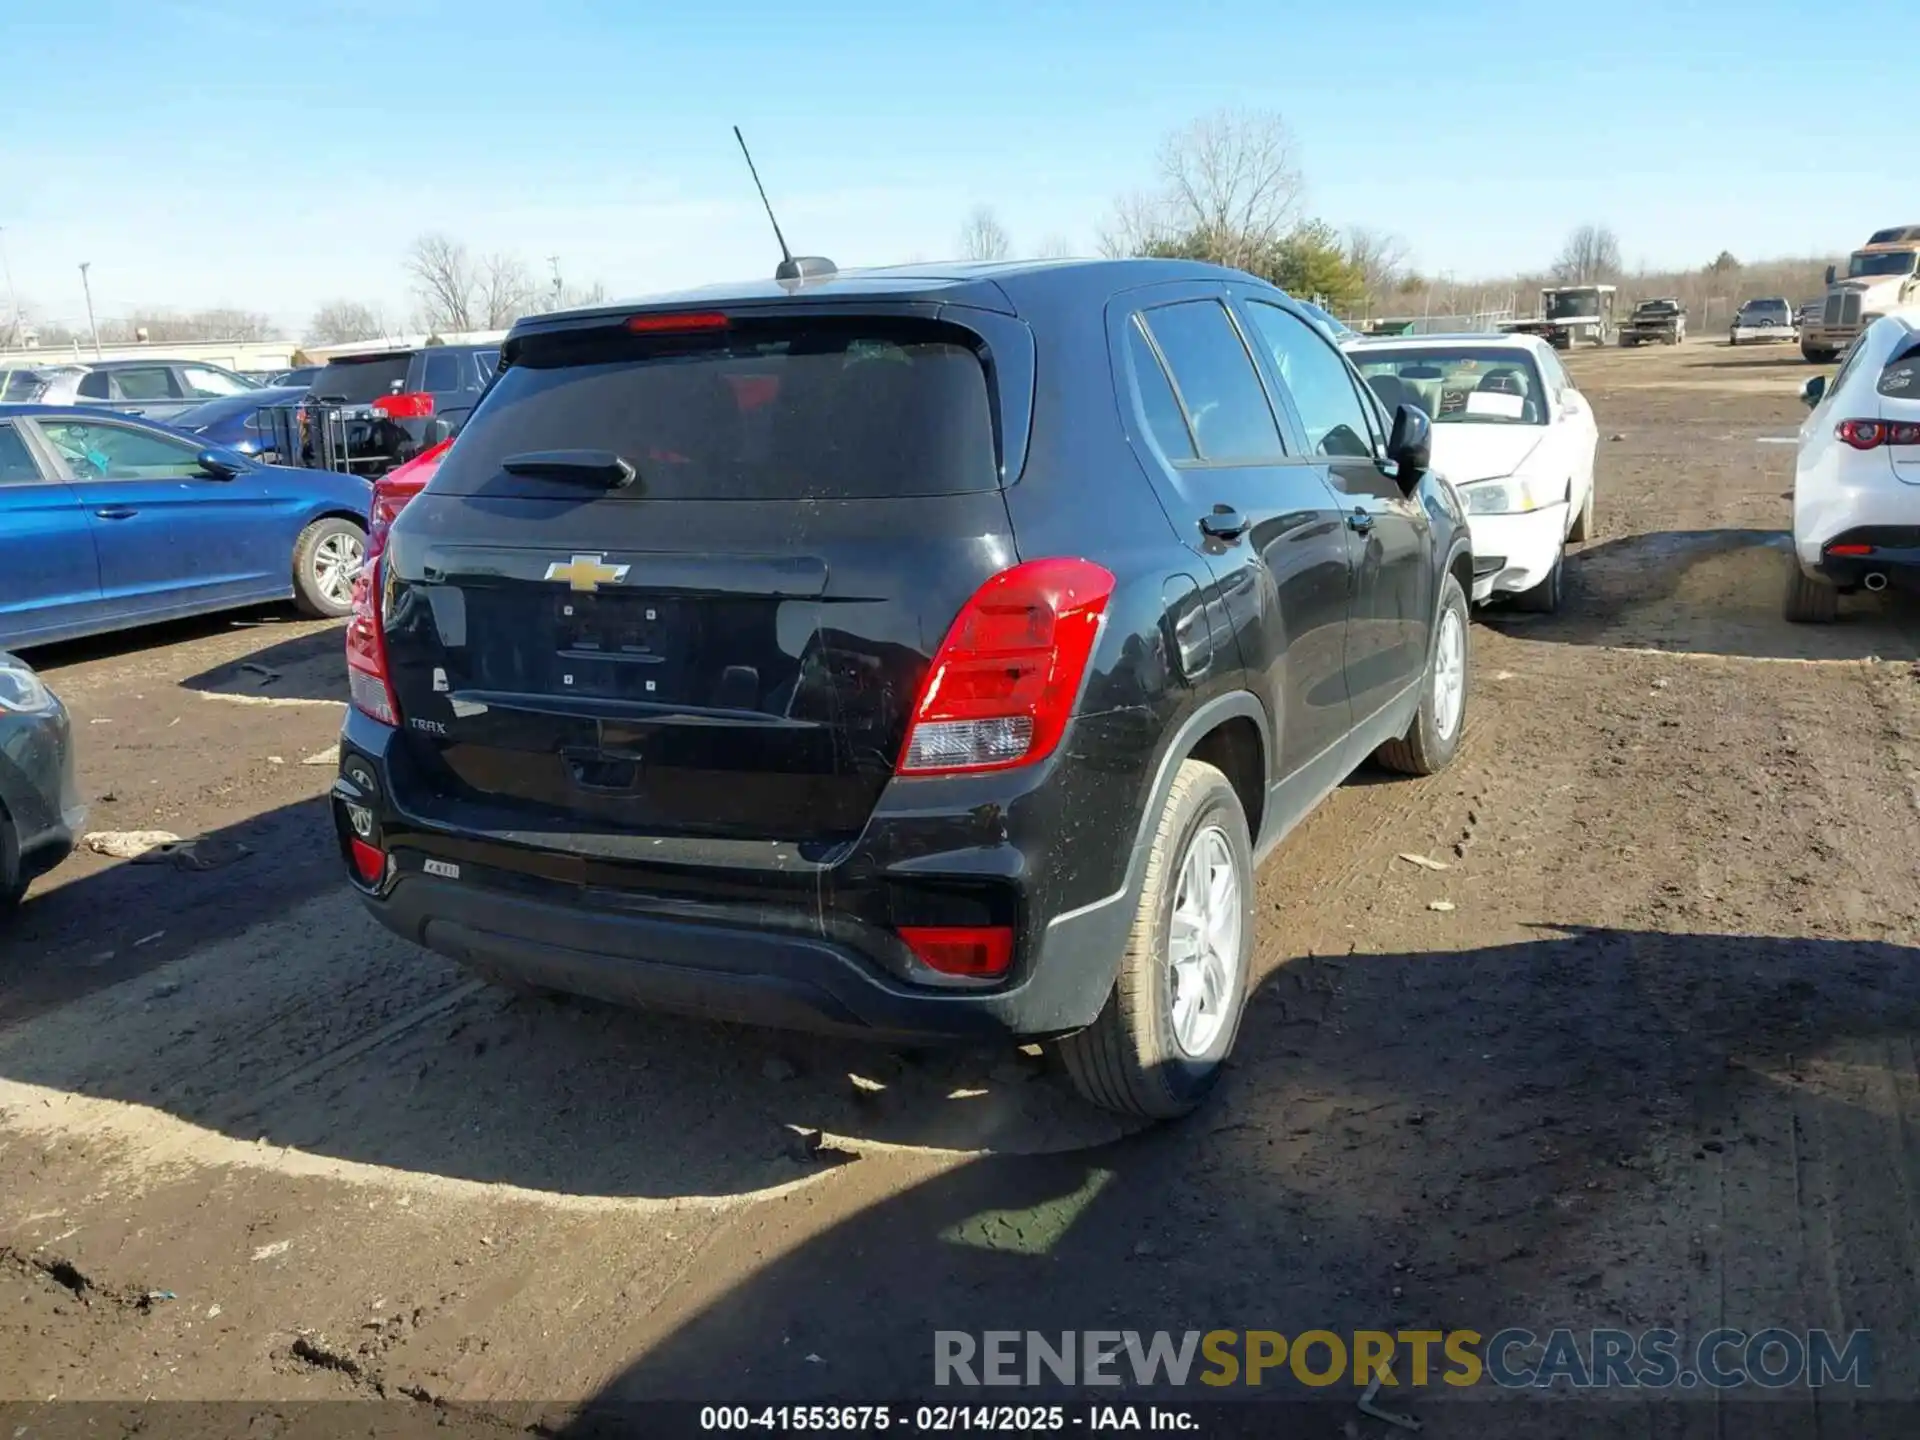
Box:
545;554;631;593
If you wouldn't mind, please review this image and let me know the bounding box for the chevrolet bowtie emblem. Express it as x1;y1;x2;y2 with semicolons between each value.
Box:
544;554;630;592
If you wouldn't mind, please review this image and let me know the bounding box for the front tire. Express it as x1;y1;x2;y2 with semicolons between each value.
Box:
293;517;366;619
1375;573;1470;776
0;807;24;917
1783;564;1838;624
1056;760;1253;1120
1567;482;1594;543
1802;346;1836;365
1512;551;1565;613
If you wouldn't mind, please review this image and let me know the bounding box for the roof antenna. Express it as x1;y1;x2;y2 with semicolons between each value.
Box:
733;126;837;286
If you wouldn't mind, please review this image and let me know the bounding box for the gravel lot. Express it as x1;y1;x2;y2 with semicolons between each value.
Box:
4;339;1919;1433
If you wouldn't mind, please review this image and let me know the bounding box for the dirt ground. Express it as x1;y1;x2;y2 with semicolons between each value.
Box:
4;337;1920;1433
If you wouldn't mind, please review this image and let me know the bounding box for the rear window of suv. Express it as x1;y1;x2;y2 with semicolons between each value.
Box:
436;317;999;501
311;353;413;405
1877;344;1920;399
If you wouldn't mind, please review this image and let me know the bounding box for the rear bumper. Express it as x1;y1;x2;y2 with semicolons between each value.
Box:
333;709;1138;1044
1803;527;1920;592
360;868;1126;1042
1731;325;1794;343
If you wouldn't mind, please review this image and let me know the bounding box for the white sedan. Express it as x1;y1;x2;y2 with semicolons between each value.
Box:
1349;334;1599;612
1786;312;1920;622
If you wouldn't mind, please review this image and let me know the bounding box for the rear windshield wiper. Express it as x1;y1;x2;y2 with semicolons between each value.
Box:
500;450;639;489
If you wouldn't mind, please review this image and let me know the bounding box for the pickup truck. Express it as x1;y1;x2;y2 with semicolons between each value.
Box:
1619;299;1686;346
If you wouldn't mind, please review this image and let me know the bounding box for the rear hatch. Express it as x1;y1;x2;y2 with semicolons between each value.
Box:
378;306;1025;849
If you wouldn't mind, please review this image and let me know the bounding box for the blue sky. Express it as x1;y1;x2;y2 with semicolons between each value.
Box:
2;0;1909;334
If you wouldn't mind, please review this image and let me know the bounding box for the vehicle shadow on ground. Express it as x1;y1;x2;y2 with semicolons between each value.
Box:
1481;528;1920;661
1690;353;1812;370
544;926;1920;1432
17;605;306;673
0;796;341;1027
177;622;348;705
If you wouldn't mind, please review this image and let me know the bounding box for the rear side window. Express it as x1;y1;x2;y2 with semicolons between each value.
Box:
474;349;500;384
1125;319;1196;461
0;424;40;484
438;318;999;501
78;371;109;400
421;350;462;393
312;354;412;404
1138;301;1284;463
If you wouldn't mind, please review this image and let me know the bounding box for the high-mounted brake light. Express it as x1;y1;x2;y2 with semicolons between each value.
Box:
626;310;730;334
1837;418;1920;450
897;558;1115;776
372;391;435;420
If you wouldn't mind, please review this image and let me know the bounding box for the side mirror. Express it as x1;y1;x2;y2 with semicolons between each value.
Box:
196;447;246;479
1825;265;1837;286
1801;374;1827;409
1386;404;1431;483
423;418;453;446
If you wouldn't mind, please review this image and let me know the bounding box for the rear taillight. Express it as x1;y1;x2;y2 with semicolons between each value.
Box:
345;561;397;725
897;558;1115;776
1837;419;1920;449
344;447;443;727
348;836;386;883
899;925;1014;978
372;391;435;420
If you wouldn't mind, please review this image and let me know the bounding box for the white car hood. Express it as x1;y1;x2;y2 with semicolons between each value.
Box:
1430;426;1548;485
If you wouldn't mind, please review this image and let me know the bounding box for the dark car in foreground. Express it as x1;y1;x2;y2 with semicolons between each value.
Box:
0;404;371;649
171;385;310;459
333;258;1473;1117
0;653;81;912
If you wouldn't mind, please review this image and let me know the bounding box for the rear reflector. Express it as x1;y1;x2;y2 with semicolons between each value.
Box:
626;311;729;334
1827;543;1874;556
372;391;435;420
349;837;385;883
899;925;1014;978
899;558;1115;776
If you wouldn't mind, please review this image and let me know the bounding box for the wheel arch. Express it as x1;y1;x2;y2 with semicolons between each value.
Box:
1124;691;1270;902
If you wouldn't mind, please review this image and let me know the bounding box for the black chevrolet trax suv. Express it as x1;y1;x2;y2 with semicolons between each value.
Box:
333;259;1473;1118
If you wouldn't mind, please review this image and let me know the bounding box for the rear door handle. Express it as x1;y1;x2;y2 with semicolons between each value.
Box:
1346;508;1375;534
94;507;138;520
1199;507;1250;541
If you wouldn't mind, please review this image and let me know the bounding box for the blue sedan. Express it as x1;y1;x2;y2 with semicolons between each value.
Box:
0;403;371;649
170;385;310;459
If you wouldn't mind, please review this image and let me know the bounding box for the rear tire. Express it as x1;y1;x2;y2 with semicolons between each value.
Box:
1055;760;1253;1120
292;517;366;619
1783;565;1839;624
1375;573;1471;777
1512;551;1565;613
1802;346;1836;365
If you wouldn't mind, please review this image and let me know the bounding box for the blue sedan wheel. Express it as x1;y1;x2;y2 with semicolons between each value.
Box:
292;517;366;619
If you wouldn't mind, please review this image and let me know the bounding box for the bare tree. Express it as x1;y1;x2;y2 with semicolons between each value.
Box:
306;299;388;345
405;232;477;332
95;308;279;343
1345;226;1410;303
959;206;1011;262
1102;109;1305;271
1552;224;1623;285
477;253;538;329
1034;235;1077;260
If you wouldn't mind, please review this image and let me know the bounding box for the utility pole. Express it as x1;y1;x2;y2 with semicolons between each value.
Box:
0;227;20;348
78;262;101;358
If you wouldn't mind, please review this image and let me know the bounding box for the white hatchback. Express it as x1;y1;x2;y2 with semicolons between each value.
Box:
1349;334;1599;612
1787;313;1920;621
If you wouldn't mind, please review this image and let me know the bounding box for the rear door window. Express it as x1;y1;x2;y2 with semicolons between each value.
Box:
1137;301;1285;463
77;371;110;400
110;368;183;401
311;354;413;404
421;350;462;394
437;318;999;500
